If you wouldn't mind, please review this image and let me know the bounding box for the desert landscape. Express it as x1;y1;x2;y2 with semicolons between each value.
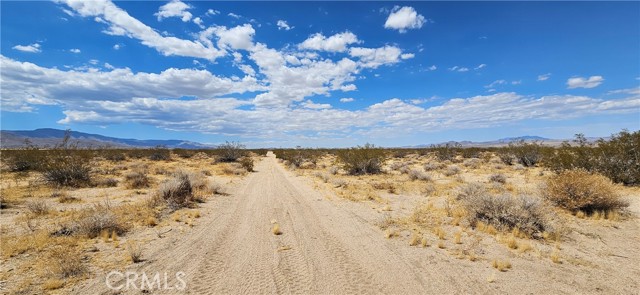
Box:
2;1;639;294
1;131;638;294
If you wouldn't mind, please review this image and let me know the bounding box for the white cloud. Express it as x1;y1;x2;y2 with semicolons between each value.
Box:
155;0;192;22
276;20;293;31
199;24;256;51
193;17;204;28
425;65;437;71
206;9;219;16
384;6;426;33
302;100;332;109
299;32;360;52
474;64;486;70
228;13;241;19
511;80;522;85
400;53;415;59
484;80;506;88
113;44;121;50
12;43;41;53
59;0;225;60
349;45;406;68
448;66;469;72
69;48;81;53
567;76;604;89
340;97;354;102
89;59;99;65
537;73;551;81
104;62;114;69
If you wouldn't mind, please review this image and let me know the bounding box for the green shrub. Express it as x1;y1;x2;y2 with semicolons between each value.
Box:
508;140;543;167
336;144;386;175
217;141;246;162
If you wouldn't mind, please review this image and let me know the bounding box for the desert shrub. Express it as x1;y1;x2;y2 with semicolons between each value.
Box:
41;151;92;187
95;178;118;187
592;130;640;185
239;157;254;172
336;144;386;175
148;146;170;161
158;172;194;210
489;173;507;184
497;149;515;165
423;162;443;171
443;165;461;176
431;143;461;161
77;203;127;238
47;246;86;278
103;150;127;162
463;158;481;169
544;169;628;213
217;141;246;162
408;169;431;181
328;166;339;175
172;148;195;159
509;140;543;167
26;200;50;215
459;183;553;236
278;149;322;168
124;171;150;189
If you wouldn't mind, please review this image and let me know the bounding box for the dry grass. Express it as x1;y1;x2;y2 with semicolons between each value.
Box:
492;259;512;272
126;241;143;263
272;223;282;235
26;200;50;215
124;170;151;189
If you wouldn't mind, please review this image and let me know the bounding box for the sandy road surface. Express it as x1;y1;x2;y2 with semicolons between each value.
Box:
75;152;482;294
74;152;639;294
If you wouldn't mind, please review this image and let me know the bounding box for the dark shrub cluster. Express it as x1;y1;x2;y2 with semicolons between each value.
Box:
217;141;247;162
336;144;386;175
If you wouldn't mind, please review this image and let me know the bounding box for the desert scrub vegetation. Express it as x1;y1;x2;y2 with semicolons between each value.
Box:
544;130;640;186
544;169;629;214
277;148;324;168
497;140;545;167
458;183;555;237
336;144;386;175
124;169;151;189
155;171;208;210
217;141;247;162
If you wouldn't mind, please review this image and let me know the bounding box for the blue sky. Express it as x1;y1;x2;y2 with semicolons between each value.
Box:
1;1;638;147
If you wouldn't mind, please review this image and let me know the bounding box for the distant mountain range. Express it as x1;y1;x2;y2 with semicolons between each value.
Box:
0;128;213;149
0;128;603;149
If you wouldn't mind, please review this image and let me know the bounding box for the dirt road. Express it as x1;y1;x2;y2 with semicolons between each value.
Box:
74;153;639;294
74;153;481;294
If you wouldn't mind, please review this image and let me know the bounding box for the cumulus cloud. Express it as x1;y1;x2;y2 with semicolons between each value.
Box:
299;32;360;52
58;0;225;60
12;43;41;53
384;6;426;33
567;76;604;89
474;64;486;70
276;20;293;30
349;45;407;68
199;24;256;50
340;97;355;102
537;73;551;81
228;13;241;19
193;17;204;28
69;48;81;53
155;0;192;22
206;9;219;16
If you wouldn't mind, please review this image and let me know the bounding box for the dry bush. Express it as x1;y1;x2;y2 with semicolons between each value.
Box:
41;152;92;187
544;169;628;213
463;158;481;169
77;203;127;238
489;173;507;184
26;200;50;215
158;171;194;210
47;246;86;278
126;241;143;263
221;163;247;175
443;165;461;176
423;162;443;171
95;177;118;187
328;166;339;175
124;170;150;189
239;157;254;172
336;144;386;175
408;169;431;181
459;183;554;237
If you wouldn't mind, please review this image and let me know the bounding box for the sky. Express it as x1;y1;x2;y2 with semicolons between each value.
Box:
1;1;639;148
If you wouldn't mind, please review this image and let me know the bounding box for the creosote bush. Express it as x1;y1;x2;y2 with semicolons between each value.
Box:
77;203;127;238
459;183;554;237
336;144;386;175
124;170;151;189
217;141;247;162
544;169;628;214
239;157;254;172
